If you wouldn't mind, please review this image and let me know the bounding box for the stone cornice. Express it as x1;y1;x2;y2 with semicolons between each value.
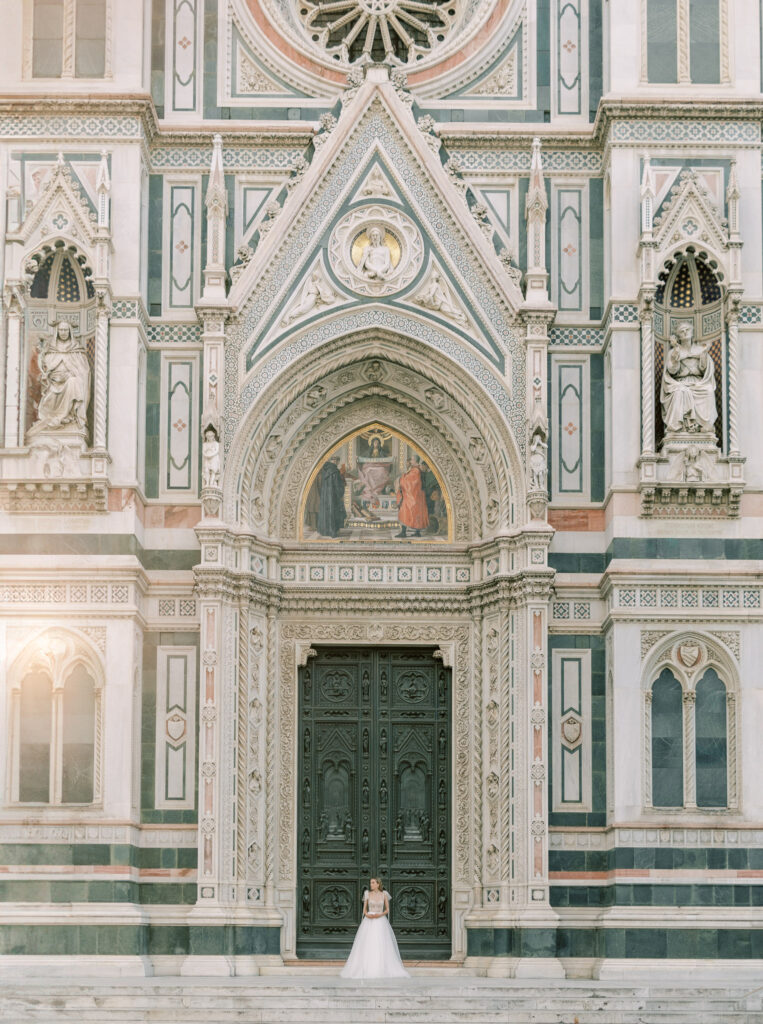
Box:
7;94;760;162
0;94;314;148
441;98;763;150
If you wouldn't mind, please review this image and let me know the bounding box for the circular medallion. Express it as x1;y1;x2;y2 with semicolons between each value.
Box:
329;205;424;297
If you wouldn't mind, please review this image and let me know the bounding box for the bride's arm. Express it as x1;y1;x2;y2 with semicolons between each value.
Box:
382;894;390;918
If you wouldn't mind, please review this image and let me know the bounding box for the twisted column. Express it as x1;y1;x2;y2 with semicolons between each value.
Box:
640;304;655;455
643;690;653;806
3;290;23;447
683;690;697;809
93;292;110;451
727;692;737;807
726;310;740;455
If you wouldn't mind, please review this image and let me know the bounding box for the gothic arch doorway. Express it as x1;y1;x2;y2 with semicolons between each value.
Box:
297;646;451;960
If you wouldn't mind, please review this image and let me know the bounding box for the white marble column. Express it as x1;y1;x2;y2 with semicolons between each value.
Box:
3;288;23;447
93;291;111;452
639;304;655;455
682;690;697;809
727;309;740;456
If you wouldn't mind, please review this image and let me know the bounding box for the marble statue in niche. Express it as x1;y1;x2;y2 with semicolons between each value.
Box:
660;321;717;435
302;424;450;542
529;431;548;491
27;321;90;439
202;425;221;488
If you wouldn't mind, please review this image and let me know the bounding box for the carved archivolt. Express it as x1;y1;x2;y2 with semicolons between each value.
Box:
271;394;478;541
228;331;523;535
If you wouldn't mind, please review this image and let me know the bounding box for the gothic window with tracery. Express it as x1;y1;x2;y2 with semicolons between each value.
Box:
31;0;107;79
647;652;733;811
645;0;724;84
10;633;102;806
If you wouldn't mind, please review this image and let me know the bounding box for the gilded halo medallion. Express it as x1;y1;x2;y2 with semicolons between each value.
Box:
328;204;424;297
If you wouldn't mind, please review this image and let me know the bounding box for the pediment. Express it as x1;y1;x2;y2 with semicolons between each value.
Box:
653;171;729;258
8;156;104;254
227;77;523;380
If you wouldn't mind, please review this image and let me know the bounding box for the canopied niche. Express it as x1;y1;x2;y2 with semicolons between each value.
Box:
25;243;96;443
302;423;452;542
653;248;723;451
637;162;745;517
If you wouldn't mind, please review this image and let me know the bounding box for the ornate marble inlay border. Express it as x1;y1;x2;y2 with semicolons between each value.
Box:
276;619;473;956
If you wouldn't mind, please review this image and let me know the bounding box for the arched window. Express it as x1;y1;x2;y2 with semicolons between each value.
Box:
645;638;737;813
10;633;102;806
651;668;684;808
19;671;52;803
62;665;96;804
645;0;724;84
695;668;727;808
32;0;107;79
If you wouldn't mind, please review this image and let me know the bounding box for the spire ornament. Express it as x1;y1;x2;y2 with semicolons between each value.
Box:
523;138;550;306
203;134;228;300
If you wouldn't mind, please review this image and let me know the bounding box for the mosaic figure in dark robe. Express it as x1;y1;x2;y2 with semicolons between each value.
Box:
317;455;347;537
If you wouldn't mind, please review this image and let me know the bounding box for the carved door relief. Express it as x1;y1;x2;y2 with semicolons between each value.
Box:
297;647;451;959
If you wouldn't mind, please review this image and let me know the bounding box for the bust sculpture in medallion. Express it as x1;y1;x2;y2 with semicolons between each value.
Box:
356;226;393;280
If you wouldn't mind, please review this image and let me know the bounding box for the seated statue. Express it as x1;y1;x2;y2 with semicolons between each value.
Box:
27;321;90;439
660;322;717;435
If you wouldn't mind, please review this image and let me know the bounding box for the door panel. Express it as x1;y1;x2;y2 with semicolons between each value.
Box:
297;647;450;959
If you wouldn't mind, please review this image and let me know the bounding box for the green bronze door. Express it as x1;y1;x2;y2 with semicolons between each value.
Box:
297;647;451;960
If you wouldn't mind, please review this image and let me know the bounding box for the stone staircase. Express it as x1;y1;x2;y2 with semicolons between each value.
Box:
0;976;760;1024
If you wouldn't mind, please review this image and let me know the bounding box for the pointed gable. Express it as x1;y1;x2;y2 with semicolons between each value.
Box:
227;72;524;383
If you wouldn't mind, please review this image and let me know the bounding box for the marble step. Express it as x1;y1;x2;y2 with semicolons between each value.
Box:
0;1009;756;1023
0;980;757;1024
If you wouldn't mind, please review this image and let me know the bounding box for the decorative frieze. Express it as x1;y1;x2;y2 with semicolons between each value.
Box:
550;827;763;850
0;823;197;846
279;563;471;585
0;581;133;605
610;584;760;616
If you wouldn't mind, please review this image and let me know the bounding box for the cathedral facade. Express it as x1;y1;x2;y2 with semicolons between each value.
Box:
0;0;761;976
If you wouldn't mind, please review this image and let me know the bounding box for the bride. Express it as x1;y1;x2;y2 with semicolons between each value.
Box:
340;877;410;979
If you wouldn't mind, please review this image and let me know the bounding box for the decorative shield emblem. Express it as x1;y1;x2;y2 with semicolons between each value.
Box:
679;643;701;668
562;716;582;744
166;713;186;742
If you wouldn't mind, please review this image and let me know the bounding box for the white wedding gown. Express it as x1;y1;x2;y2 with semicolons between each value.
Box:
340;890;410;979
